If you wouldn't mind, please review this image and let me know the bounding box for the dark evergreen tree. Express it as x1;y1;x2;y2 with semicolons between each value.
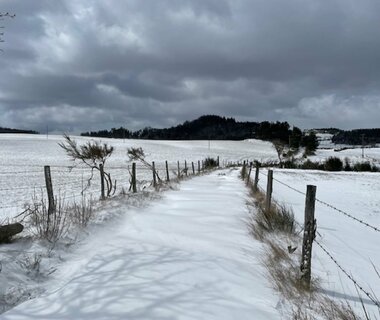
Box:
301;132;319;154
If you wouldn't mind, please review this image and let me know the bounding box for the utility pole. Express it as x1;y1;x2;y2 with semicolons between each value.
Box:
361;134;365;158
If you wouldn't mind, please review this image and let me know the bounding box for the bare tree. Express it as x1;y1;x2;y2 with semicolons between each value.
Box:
272;140;286;167
127;147;161;185
59;134;115;198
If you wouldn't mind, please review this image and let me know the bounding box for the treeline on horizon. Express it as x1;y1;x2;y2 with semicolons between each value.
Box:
81;115;316;149
0;127;39;134
332;128;380;145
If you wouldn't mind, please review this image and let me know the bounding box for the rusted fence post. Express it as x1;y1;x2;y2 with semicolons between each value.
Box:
44;166;55;217
177;161;180;179
165;160;170;182
301;185;317;289
265;170;273;212
185;160;188;176
152;161;157;188
192;162;195;175
217;156;220;167
198;160;201;174
132;162;137;193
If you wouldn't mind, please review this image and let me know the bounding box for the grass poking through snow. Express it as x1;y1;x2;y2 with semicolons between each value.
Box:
243;166;369;320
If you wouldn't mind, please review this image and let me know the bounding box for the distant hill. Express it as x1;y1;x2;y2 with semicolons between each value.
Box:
332;128;380;145
0;127;39;134
82;115;295;143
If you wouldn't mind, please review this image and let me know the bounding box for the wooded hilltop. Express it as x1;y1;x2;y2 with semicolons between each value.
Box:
82;115;299;143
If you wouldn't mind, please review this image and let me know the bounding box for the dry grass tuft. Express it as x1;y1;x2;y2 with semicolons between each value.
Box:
247;185;296;241
244;173;368;320
264;239;319;301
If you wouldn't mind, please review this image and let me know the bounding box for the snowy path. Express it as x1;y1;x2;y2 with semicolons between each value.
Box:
2;169;280;320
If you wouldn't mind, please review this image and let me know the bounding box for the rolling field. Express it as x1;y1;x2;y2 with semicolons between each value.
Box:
0;134;277;220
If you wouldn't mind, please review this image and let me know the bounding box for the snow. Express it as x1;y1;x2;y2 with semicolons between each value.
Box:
1;169;281;320
2;134;380;318
0;134;277;220
257;168;380;317
314;132;380;167
312;147;380;167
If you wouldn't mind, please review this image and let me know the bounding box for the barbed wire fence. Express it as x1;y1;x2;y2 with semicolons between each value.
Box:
241;161;380;310
0;157;220;223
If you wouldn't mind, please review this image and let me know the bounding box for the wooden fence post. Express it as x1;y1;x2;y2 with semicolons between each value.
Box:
177;161;180;179
165;160;170;182
242;161;247;180
99;164;105;200
265;170;273;213
192;162;195;175
152;161;157;188
217;156;220;167
132;162;137;193
247;162;253;184
198;160;201;174
253;164;260;192
44;166;55;217
301;185;317;289
185;160;188;176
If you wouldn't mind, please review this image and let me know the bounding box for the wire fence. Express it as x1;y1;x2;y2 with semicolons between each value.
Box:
243;164;380;309
314;238;380;308
259;169;380;234
0;158;216;220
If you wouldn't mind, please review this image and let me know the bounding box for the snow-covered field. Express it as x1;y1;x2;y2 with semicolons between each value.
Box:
257;168;380;317
2;169;282;320
315;132;380;167
1;134;380;318
0;134;277;220
312;147;380;167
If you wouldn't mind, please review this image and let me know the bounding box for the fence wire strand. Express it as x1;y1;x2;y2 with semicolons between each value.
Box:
315;238;380;309
259;169;380;233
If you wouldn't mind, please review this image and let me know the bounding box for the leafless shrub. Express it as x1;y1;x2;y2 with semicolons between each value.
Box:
23;195;71;243
59;134;115;198
127;147;162;185
273;140;286;167
18;253;42;277
203;157;218;169
69;194;94;227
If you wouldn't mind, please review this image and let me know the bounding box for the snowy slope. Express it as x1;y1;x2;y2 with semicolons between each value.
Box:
0;134;277;220
1;169;281;320
257;168;380;317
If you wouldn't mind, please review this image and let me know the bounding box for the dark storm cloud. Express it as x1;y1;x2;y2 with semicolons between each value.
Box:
1;0;380;132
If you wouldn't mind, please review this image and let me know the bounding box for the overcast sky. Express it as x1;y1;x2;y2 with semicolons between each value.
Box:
1;0;380;133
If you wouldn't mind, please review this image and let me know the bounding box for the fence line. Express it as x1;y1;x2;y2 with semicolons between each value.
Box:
1;157;219;220
0;170;44;175
258;168;380;234
244;163;380;307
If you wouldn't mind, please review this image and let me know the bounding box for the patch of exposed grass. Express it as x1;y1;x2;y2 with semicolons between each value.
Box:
244;173;369;320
